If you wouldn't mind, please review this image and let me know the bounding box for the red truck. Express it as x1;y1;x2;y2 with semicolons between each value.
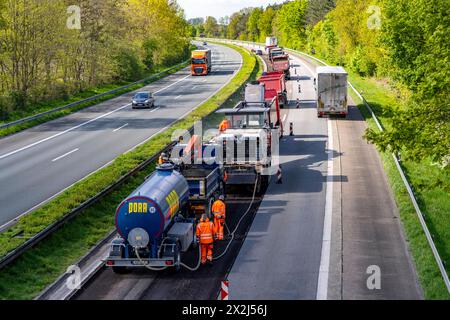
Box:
257;71;288;108
272;54;290;79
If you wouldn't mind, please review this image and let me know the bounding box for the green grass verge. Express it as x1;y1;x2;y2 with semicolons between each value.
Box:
0;62;189;138
0;43;259;300
293;48;449;299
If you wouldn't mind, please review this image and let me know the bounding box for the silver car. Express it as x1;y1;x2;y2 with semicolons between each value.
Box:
132;91;155;109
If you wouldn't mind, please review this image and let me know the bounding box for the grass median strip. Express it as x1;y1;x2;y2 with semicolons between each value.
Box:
0;43;259;300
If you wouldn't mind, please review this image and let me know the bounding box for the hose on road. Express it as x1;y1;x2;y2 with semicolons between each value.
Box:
213;176;259;261
134;238;202;272
133;176;259;270
134;247;169;271
179;245;202;271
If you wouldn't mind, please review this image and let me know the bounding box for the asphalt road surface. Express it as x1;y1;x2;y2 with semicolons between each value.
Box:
0;43;242;229
73;191;263;300
227;41;422;300
227;53;328;299
45;41;423;301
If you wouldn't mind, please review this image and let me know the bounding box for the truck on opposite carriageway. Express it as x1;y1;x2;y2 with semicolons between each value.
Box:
191;49;212;76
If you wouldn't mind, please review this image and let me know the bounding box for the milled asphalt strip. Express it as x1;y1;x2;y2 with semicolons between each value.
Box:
37;46;245;300
317;119;334;300
0;74;190;161
235;40;332;299
52;148;79;162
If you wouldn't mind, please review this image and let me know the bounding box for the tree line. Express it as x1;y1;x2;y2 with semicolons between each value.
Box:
190;0;449;168
0;0;191;120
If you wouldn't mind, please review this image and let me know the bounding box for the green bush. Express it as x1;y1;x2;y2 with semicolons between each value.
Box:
0;43;258;300
349;46;377;77
115;48;146;82
0;43;256;261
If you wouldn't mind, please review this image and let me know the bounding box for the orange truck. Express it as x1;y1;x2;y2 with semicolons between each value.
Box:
191;50;212;76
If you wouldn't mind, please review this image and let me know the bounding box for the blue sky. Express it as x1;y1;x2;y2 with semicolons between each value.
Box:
178;0;287;20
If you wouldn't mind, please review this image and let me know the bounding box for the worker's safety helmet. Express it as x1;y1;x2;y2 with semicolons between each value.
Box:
161;152;167;157
219;195;225;201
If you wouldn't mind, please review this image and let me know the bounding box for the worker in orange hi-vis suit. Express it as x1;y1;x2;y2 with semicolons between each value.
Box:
212;195;226;240
158;152;168;165
196;214;215;265
219;118;231;132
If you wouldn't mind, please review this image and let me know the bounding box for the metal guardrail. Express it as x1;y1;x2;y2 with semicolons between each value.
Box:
208;38;450;294
0;141;179;270
35;229;117;300
0;41;248;271
0;61;189;130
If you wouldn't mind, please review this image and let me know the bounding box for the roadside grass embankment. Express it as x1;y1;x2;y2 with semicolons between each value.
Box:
0;43;260;300
292;49;449;299
347;76;449;300
0;61;191;139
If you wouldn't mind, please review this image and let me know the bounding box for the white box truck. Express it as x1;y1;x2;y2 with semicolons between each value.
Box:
316;66;348;118
265;37;278;47
265;37;278;54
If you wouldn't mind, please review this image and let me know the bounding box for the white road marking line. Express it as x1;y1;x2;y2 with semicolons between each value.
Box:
0;157;116;232
52;148;79;162
153;74;190;95
0;74;191;160
294;56;316;78
175;95;182;100
150;107;161;113
282;114;287;123
0;49;244;231
113;123;129;132
192;86;198;90
317;119;334;300
0;104;131;160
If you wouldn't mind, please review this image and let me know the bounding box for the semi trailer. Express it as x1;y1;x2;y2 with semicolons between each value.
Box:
316;66;348;117
191;49;212;76
106;159;223;273
265;37;278;54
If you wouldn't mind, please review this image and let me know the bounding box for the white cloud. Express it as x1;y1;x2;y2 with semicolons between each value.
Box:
178;0;287;20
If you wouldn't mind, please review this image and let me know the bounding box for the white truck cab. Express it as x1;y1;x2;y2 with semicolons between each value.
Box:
212;106;279;193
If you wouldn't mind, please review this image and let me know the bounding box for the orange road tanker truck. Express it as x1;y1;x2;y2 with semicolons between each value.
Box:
191;49;212;76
